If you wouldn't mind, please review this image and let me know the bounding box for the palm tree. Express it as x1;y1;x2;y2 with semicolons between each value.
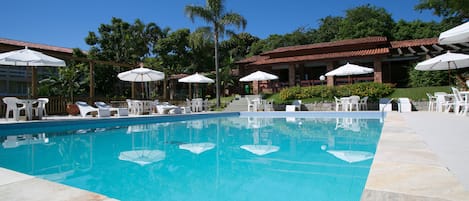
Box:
185;0;247;107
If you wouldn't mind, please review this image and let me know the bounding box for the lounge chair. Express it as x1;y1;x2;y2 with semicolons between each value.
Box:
95;101;128;117
75;101;110;117
2;97;26;121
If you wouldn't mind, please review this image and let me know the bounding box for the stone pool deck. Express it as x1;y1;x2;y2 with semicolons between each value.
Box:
0;111;468;200
362;112;469;201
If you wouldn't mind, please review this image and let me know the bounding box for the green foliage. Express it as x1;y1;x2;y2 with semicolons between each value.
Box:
39;63;88;102
278;82;394;102
392;20;443;40
390;86;451;101
415;0;469;22
337;4;395;40
185;0;247;107
408;65;449;87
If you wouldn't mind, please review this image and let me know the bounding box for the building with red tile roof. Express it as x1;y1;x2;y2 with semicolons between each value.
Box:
237;36;469;94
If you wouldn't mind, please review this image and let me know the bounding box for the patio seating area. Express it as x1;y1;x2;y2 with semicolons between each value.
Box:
2;97;50;121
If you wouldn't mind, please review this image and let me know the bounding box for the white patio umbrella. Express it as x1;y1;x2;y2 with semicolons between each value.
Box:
439;21;469;45
239;70;278;94
118;65;165;98
118;66;165;82
325;62;374;83
118;149;166;166
415;51;469;83
0;47;66;97
239;70;278;82
178;72;214;98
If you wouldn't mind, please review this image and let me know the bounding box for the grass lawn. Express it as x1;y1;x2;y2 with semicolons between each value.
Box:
389;86;451;101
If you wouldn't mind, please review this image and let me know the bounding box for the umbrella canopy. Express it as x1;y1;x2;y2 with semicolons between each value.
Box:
0;47;66;67
118;150;166;166
178;73;214;83
415;51;469;71
439;21;469;45
326;150;374;163
239;70;279;82
178;73;214;99
325;62;374;77
179;142;215;154
118;66;165;82
240;145;279;156
0;47;66;97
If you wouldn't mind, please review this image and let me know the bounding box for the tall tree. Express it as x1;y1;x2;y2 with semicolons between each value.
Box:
337;4;395;40
314;16;344;42
415;0;469;23
85;17;163;96
185;0;247;107
392;20;442;40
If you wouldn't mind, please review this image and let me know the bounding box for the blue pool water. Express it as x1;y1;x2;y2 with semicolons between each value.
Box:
0;113;383;201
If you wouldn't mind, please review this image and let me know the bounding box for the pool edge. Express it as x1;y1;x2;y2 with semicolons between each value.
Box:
361;112;469;201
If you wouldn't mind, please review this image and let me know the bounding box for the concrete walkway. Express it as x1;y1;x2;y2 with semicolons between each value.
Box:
401;111;469;190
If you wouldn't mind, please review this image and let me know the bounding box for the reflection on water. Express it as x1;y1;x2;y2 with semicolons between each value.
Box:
0;116;382;201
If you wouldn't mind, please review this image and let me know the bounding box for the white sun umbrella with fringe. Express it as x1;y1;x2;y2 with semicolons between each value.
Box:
239;70;278;82
325;62;374;83
118;65;165;99
0;47;66;67
240;70;278;95
415;51;469;83
178;73;214;98
0;47;66;97
118;66;165;82
415;51;469;71
439;21;469;45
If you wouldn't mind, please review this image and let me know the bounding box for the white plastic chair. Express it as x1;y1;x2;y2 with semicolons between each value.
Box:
334;96;347;111
466;80;469;88
451;87;469;115
292;100;302;111
246;97;255;112
349;96;360;111
2;97;26;121
33;98;49;119
426;93;437;111
359;96;368;110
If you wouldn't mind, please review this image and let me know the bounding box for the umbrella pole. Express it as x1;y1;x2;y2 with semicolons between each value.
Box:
31;66;37;98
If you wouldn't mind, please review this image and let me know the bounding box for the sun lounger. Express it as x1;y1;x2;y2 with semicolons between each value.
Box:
95;101;128;117
76;101;110;117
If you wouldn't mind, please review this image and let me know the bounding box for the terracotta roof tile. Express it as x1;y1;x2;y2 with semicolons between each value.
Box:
236;55;268;64
261;37;388;55
390;38;438;48
252;48;389;65
0;38;74;53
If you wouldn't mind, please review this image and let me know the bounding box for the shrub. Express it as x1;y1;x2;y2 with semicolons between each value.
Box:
278;82;394;101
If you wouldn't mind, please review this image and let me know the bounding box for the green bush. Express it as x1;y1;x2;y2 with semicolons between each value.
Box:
278;82;394;101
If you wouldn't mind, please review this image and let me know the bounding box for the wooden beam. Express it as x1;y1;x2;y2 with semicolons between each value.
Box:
447;44;460;50
460;42;469;48
420;45;429;53
397;48;403;55
432;44;444;52
407;47;416;54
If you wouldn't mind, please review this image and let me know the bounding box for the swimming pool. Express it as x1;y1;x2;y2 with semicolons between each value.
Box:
0;112;383;201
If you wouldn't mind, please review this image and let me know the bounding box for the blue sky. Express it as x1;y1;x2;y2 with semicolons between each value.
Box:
0;0;440;50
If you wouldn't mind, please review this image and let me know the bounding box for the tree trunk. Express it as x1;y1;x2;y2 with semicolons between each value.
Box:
214;29;220;108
